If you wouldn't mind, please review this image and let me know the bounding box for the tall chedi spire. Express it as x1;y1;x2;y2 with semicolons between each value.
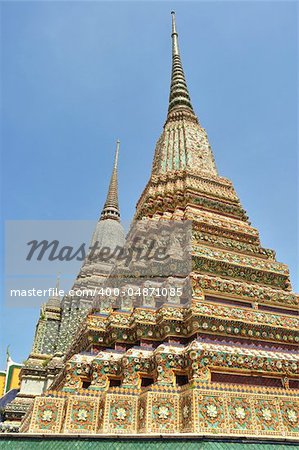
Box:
56;140;125;353
89;140;124;250
168;11;194;115
136;12;219;218
100;139;120;221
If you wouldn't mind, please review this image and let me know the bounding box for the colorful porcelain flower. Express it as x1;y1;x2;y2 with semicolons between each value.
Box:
262;408;272;421
287;409;297;423
235;406;246;420
77;409;88;421
157;406;169;419
41;410;53;422
206;404;218;418
116;407;127;420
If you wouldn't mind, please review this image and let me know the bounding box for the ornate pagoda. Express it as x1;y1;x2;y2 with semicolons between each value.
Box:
18;12;299;441
2;141;125;429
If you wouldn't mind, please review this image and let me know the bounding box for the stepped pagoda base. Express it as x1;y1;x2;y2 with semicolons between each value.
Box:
19;381;299;439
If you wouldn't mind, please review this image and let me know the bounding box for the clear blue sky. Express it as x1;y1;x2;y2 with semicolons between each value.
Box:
1;2;298;369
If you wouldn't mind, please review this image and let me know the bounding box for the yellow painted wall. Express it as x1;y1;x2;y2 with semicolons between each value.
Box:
8;366;21;390
0;373;6;397
0;364;22;396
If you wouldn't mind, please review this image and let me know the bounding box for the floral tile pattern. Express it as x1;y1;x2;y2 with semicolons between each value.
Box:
279;400;299;435
29;398;65;434
254;399;281;434
197;394;225;432
227;396;253;433
64;396;100;434
103;394;138;433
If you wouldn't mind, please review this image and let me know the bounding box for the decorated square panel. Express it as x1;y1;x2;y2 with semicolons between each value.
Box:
279;399;299;435
254;398;282;435
29;397;66;433
196;393;225;433
64;395;100;434
149;392;179;433
103;394;138;433
227;396;254;434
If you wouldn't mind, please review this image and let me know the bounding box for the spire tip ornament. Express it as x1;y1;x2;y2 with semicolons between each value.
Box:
114;139;120;169
55;272;60;291
100;140;121;221
168;12;194;115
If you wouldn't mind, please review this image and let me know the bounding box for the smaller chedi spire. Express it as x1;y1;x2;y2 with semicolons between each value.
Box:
100;140;120;221
46;273;61;309
168;11;194;115
88;140;124;251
